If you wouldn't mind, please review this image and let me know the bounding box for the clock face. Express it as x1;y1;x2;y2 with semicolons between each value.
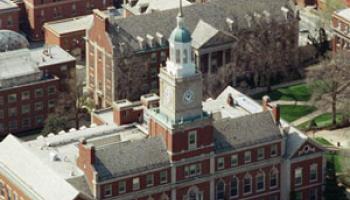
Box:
183;89;194;104
163;86;173;104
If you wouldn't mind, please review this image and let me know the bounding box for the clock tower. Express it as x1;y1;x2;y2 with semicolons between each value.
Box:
159;5;203;123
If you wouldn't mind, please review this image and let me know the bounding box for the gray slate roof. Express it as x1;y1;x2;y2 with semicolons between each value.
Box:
214;111;282;152
109;0;293;50
94;136;170;181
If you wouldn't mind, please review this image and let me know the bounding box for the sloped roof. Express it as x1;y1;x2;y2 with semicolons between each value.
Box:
0;135;80;200
109;0;293;50
214;111;282;152
94;136;170;180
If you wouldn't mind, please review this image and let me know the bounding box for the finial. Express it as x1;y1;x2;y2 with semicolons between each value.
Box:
178;0;183;17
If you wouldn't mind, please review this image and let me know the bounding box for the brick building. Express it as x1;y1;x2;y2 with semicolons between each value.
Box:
0;12;324;200
86;0;300;108
123;0;192;16
19;0;113;41
332;8;350;52
44;15;94;63
0;0;20;32
0;31;76;135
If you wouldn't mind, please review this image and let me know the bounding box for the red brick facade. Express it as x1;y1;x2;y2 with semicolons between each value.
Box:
332;9;350;53
21;0;113;41
0;1;20;32
0;77;60;136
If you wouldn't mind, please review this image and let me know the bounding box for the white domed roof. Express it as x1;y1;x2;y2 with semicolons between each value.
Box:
0;30;29;52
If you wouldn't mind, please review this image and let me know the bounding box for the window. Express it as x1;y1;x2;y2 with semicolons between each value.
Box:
185;163;201;177
48;86;56;95
176;49;181;63
0;110;3;119
35;89;44;98
309;188;317;200
132;177;140;190
103;184;112;197
270;144;278;157
21;91;30;100
146;174;154;187
310;164;317;182
48;100;55;109
183;49;188;64
295;168;303;186
151;53;157;63
7;16;13;26
230;154;238;167
295;191;302;200
244;151;251;163
256;173;265;192
270;169;278;188
217;157;225;170
118;181;126;193
243;174;252;194
72;3;77;15
8;107;17;117
0;96;4;105
21;105;30;114
35;102;43;111
216;181;225;200
8;94;17;103
160;171;167;184
22;118;31;128
61;65;67;71
230;177;238;197
188;131;197;150
13;192;18;200
9;120;17;130
257;147;265;160
35;115;44;125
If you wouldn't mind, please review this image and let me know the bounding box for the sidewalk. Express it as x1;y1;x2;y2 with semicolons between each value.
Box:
315;127;350;148
291;110;323;127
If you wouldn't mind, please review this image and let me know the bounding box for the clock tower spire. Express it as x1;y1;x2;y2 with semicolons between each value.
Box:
158;2;203;123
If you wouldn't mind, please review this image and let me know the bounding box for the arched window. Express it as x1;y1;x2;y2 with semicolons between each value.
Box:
183;49;188;64
230;176;238;197
243;174;252;194
270;168;279;188
186;187;202;200
216;180;225;200
256;172;265;192
176;49;181;63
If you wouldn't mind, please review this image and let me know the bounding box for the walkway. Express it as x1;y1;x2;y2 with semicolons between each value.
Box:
315;127;350;148
290;110;323;127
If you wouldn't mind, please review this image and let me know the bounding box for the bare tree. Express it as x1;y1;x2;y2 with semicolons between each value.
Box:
307;51;350;127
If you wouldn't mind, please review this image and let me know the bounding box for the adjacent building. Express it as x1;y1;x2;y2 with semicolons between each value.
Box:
20;0;113;41
332;8;350;52
0;31;76;135
0;0;20;32
123;0;192;16
86;0;300;108
0;11;324;200
44;15;94;63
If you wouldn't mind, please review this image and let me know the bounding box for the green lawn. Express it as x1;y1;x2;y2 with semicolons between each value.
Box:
313;137;333;146
280;105;316;122
253;83;311;101
297;113;344;130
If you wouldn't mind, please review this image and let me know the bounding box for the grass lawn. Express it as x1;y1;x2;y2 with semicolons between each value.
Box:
253;83;311;101
313;137;333;146
297;113;344;130
280;105;316;122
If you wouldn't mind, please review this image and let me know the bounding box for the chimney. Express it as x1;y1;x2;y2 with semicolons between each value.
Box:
262;95;271;111
78;139;95;165
227;93;234;107
272;105;280;124
226;17;234;32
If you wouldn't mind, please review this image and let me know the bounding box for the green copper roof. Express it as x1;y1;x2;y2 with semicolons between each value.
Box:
170;26;191;43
